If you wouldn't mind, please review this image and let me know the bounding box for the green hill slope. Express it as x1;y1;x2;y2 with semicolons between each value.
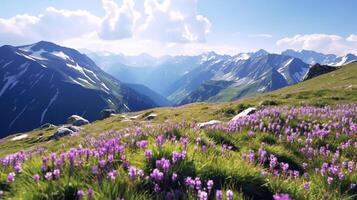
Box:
0;62;356;200
239;61;357;106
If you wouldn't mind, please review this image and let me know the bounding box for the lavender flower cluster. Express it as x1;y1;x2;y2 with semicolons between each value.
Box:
0;104;356;200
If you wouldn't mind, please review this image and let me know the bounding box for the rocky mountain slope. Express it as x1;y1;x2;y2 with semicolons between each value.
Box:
168;50;310;104
0;41;161;137
303;63;338;81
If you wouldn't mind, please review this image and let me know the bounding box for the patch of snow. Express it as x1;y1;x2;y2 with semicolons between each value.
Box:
123;104;131;111
83;68;100;81
2;60;14;68
213;59;222;64
257;86;267;92
78;78;93;86
11;134;28;141
292;67;309;82
0;62;29;96
277;58;294;80
28;49;48;61
9;103;30;129
332;55;357;66
30;73;45;89
15;52;47;68
20;46;48;60
101;82;110;91
19;45;33;52
52;51;74;62
67;63;95;83
234;53;250;62
220;72;237;81
40;89;59;123
72;79;87;88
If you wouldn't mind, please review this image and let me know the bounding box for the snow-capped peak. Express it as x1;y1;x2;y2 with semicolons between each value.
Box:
233;53;251;62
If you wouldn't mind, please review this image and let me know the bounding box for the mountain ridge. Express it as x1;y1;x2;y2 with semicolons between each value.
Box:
0;41;164;137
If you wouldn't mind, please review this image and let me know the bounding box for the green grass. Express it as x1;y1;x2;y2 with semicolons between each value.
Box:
0;62;356;199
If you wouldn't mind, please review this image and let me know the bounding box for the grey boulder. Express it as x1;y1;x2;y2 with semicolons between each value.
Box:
198;120;222;129
67;115;89;126
230;107;257;122
50;127;74;139
100;109;117;120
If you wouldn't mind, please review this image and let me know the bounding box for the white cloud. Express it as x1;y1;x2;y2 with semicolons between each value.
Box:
0;0;211;45
135;0;211;43
248;33;273;38
0;7;100;45
276;34;357;56
62;33;240;57
346;34;357;42
99;0;140;40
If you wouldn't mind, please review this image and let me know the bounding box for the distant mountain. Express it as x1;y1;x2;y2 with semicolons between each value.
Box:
87;51;231;95
85;51;160;68
0;41;161;137
303;63;338;81
167;50;310;104
125;83;173;107
86;49;356;106
282;49;357;65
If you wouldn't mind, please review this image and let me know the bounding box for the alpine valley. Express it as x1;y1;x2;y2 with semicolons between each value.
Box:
88;49;356;105
1;41;356;138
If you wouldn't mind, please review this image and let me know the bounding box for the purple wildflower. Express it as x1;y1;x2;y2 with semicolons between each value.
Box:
7;172;15;183
33;174;40;183
53;169;60;179
226;190;233;200
273;193;292;200
77;190;84;199
216;190;223;200
45;172;53;181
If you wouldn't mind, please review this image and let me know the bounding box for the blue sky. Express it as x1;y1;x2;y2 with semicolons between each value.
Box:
0;0;356;56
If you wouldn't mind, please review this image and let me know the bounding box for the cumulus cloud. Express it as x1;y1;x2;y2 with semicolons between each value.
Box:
99;0;140;40
0;7;100;45
276;34;357;55
135;0;211;43
0;0;211;45
346;34;357;42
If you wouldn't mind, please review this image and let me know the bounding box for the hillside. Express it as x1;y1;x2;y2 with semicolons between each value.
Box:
0;41;162;138
0;62;356;200
240;61;357;106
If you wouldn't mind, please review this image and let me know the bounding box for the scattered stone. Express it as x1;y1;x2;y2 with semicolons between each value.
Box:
11;134;28;141
67;125;82;132
67;115;89;126
50;127;74;139
198;120;222;129
145;113;157;120
100;109;117;120
39;123;56;129
230;107;257;121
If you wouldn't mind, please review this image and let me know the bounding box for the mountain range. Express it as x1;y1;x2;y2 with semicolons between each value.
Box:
89;49;356;105
282;49;357;65
1;41;356;138
0;41;167;137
